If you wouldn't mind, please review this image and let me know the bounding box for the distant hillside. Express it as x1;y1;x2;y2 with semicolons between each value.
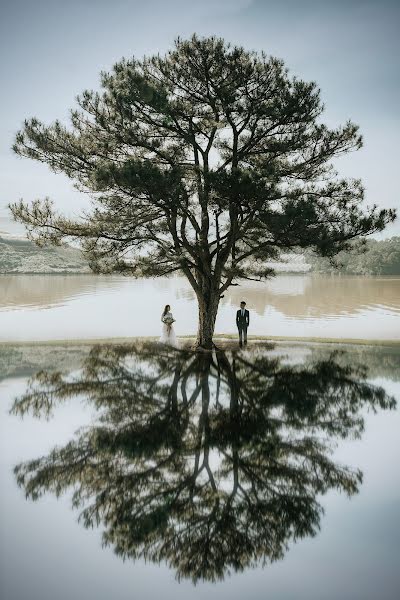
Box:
0;236;91;274
0;238;312;275
1;235;399;276
305;237;400;275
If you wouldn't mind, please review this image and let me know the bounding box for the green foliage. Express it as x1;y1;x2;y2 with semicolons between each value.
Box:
11;342;395;582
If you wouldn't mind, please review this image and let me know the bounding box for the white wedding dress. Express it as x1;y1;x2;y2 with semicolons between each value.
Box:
159;311;178;347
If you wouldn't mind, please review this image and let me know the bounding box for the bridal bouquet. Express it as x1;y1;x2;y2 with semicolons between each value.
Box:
162;315;175;325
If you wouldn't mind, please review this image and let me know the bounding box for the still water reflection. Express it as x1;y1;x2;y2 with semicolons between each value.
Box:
1;274;399;341
8;343;396;583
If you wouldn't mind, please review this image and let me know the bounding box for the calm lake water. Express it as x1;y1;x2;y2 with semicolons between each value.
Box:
1;342;399;599
0;274;399;341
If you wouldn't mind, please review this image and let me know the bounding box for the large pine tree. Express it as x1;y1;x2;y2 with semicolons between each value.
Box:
10;35;395;347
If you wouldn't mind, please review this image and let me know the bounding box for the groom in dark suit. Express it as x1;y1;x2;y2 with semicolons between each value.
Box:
236;301;250;346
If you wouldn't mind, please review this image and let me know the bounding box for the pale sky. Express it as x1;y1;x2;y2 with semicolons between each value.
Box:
0;0;399;237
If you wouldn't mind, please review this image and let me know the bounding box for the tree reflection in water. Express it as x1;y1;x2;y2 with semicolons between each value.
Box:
10;343;396;582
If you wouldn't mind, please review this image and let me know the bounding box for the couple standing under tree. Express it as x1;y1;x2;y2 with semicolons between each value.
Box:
160;301;250;347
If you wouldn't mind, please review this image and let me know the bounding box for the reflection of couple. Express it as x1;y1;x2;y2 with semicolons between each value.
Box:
160;300;250;347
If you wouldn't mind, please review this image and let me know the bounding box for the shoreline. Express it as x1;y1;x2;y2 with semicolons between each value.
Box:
1;272;400;279
0;334;399;348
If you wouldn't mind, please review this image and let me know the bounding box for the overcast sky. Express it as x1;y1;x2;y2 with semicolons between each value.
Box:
0;0;399;237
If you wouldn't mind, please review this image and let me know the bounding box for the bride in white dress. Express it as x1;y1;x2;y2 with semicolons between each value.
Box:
160;304;178;347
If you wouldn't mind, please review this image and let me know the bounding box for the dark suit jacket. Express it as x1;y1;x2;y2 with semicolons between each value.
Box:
236;309;250;328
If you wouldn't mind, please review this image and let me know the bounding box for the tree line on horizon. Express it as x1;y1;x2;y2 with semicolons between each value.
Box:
1;233;399;276
305;236;400;275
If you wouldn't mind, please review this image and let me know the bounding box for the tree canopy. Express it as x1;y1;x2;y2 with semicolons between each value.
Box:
10;35;396;346
11;342;395;582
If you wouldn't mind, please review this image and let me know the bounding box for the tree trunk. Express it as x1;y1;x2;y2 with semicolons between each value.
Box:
194;277;220;350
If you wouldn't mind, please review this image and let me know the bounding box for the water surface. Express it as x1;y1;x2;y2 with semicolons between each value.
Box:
1;342;399;599
0;274;399;341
